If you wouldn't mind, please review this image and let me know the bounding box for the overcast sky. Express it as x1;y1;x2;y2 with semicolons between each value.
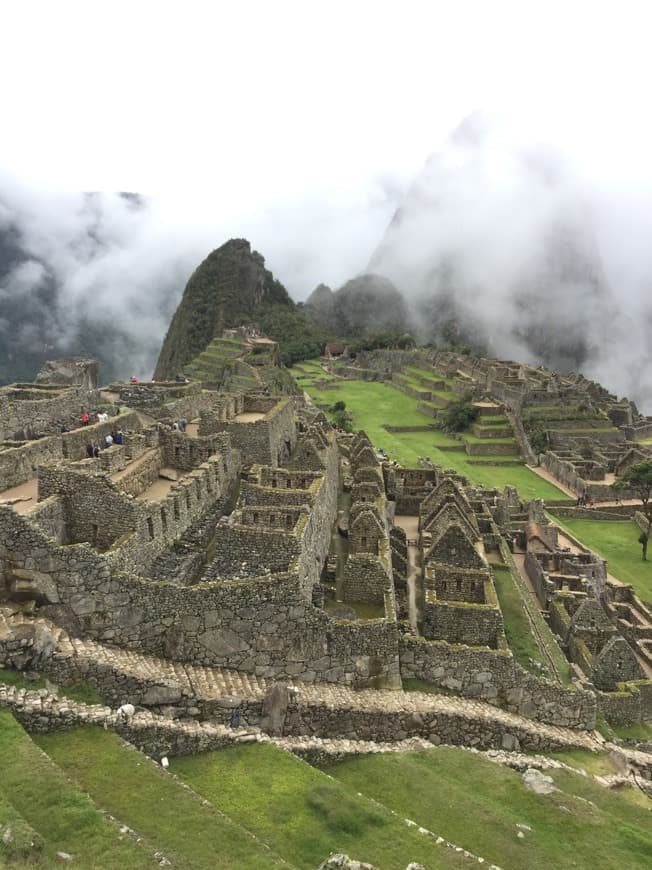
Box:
4;1;652;292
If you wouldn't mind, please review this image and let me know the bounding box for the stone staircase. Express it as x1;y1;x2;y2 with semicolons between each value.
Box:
0;605;606;755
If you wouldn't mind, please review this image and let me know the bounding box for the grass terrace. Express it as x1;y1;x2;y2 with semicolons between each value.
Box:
171;742;477;869
36;727;286;869
302;370;567;499
326;747;652;870
0;714;158;869
548;515;652;604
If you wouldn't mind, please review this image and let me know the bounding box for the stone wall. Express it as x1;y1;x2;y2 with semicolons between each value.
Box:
0;436;64;490
207;440;338;598
399;635;596;729
0;507;399;686
32;444;240;575
0;384;94;441
0;412;143;494
159;428;227;472
341;554;392;604
27;496;67;544
108;381;200;413
240;479;317;507
541;451;637;501
595;681;652;725
422;587;502;648
464;441;518;456
202;397;297;467
37;466;139;551
60;411;142;460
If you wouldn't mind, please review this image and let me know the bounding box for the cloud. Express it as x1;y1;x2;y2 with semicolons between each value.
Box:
369;114;652;411
0;172;398;382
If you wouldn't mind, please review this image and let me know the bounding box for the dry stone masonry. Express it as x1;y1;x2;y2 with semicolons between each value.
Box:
0;354;650;758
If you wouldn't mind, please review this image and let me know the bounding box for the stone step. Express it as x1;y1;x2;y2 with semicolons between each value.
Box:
0;605;600;753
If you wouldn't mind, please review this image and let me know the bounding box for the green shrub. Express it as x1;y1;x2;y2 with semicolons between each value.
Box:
442;398;479;432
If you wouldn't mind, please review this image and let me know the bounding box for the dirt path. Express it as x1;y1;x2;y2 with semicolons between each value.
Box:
394;515;420;631
0;478;38;513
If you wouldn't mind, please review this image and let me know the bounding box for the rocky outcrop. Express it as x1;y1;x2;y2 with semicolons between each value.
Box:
154;239;294;380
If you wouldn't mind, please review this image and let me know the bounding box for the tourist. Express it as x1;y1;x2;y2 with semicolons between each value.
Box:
105;433;114;447
80;411;90;426
115;429;124;445
130;375;138;383
85;443;93;458
92;442;101;458
179;417;187;432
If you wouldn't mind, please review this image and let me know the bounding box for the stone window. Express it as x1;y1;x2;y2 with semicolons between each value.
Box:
270;514;276;525
286;479;292;488
147;517;154;540
254;512;260;523
272;478;277;488
286;514;293;528
161;509;167;534
173;499;180;520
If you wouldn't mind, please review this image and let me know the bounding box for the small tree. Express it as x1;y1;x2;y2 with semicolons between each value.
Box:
614;459;652;560
442;395;479;433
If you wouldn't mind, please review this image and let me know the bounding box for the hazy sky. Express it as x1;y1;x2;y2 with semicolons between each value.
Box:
4;1;652;262
3;1;652;406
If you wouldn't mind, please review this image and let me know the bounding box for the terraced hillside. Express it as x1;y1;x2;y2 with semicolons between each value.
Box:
186;335;297;394
299;362;567;499
326;746;652;870
523;402;623;453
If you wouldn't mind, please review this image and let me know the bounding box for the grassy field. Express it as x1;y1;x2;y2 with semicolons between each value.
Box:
492;565;548;672
549;516;652;603
36;727;287;869
0;713;158;869
302;374;567;498
0;667;103;704
326;747;652;870
171;742;478;869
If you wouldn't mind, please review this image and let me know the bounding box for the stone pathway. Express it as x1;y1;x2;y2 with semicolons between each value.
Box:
0;607;603;754
394;515;420;630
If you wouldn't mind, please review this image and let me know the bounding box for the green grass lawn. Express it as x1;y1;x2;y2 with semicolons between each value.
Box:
0;782;44;866
492;566;548;672
492;563;571;683
304;376;568;498
0;712;158;869
36;727;287;869
548;516;652;604
0;668;103;705
326;747;652;870
171;742;477;870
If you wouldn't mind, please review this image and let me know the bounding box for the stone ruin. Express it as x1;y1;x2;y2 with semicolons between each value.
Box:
0;357;650;755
